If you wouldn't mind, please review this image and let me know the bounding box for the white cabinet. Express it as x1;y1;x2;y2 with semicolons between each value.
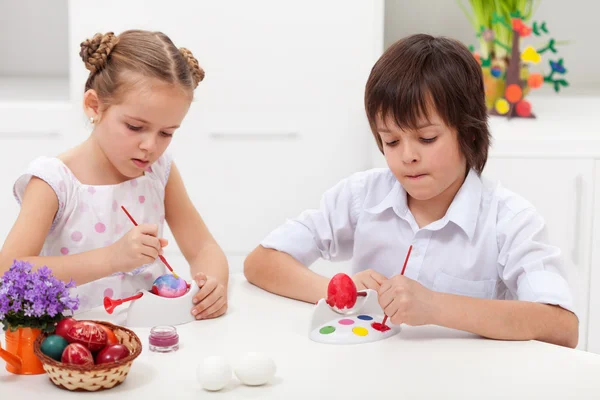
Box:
483;158;594;350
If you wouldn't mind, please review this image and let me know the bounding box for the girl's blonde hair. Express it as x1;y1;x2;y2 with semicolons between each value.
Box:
79;30;204;106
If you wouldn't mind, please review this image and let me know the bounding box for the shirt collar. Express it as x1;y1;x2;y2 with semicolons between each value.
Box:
364;169;482;239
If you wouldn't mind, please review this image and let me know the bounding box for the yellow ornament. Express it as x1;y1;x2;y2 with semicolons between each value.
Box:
495;98;510;114
521;46;541;64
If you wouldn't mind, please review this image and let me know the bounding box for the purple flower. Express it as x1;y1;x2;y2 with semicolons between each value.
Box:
0;260;79;331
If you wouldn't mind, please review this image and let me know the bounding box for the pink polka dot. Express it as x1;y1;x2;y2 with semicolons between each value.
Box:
95;222;106;233
103;288;114;298
112;200;118;212
58;181;66;192
71;231;83;242
79;202;89;212
87;186;96;194
144;272;154;280
120;274;126;280
60;247;69;255
338;319;354;325
152;203;159;211
138;196;145;204
114;224;123;234
131;180;138;187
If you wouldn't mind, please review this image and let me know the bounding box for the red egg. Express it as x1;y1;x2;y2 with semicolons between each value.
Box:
61;343;94;367
66;321;107;352
326;273;358;310
55;317;77;339
95;344;130;365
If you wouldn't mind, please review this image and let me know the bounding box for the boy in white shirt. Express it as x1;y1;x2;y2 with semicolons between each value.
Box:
244;34;578;348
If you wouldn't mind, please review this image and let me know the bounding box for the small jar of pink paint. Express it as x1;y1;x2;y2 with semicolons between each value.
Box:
149;325;179;353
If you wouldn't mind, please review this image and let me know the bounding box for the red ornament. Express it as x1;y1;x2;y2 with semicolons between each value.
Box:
55;317;77;339
516;100;532;117
326;273;358;310
95;344;130;365
61;343;94;367
66;321;108;352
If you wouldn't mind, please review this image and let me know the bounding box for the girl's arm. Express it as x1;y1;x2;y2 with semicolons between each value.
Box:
0;177;113;284
164;162;228;288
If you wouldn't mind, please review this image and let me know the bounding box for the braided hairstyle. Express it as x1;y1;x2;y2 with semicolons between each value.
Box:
79;30;204;106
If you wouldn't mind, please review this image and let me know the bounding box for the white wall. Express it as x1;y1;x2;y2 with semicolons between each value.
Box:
0;0;68;77
385;0;598;94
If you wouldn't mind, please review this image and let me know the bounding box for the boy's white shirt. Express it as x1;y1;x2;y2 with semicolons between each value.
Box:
261;168;577;317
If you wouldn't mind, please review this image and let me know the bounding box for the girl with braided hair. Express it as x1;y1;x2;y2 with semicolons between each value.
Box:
1;30;228;319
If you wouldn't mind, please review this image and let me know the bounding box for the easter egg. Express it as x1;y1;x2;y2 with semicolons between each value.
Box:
40;334;69;361
151;274;188;298
327;273;357;310
197;356;232;391
61;343;94;367
99;324;119;346
55;317;77;339
234;352;276;386
95;344;130;365
66;321;107;352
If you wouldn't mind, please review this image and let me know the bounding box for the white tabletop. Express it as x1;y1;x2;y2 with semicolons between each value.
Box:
2;273;600;399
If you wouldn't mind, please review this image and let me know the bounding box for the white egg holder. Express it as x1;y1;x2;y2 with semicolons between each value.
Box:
309;289;401;344
124;284;200;328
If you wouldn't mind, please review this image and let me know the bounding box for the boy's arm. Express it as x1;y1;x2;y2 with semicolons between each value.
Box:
244;246;329;304
433;292;578;348
244;174;364;302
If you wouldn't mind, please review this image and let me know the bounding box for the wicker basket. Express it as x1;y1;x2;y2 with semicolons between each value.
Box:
33;320;142;392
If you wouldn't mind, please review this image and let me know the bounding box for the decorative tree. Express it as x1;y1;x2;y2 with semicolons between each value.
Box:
460;1;569;119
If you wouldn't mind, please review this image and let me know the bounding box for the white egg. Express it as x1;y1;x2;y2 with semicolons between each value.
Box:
233;352;276;386
196;356;232;391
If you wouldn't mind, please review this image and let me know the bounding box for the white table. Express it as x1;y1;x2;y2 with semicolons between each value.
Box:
2;274;600;399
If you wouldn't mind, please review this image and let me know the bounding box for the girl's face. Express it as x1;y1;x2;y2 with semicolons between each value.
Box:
87;78;191;180
376;109;467;203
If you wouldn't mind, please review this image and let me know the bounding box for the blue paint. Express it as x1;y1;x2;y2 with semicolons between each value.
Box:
357;315;373;321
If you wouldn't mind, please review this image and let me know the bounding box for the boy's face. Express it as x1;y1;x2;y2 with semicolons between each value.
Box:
375;109;467;202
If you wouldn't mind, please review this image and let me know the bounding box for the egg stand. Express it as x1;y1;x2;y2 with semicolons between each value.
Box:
104;283;200;328
309;289;401;344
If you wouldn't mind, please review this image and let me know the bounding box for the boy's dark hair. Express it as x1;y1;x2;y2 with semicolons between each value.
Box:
365;34;490;174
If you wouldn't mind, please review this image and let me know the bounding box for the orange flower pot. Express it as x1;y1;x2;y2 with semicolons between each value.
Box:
3;327;45;375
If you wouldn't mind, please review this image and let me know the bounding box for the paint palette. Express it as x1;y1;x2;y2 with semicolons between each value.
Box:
309;289;401;345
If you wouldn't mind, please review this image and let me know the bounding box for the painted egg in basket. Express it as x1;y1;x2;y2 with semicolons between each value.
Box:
65;321;107;352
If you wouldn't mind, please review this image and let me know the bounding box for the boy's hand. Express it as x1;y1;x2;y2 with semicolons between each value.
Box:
378;275;438;326
191;272;228;320
352;269;388;291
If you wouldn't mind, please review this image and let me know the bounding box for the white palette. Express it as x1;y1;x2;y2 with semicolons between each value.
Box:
309;289;401;344
125;284;200;328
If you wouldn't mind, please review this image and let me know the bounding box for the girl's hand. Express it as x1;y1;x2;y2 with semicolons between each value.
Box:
191;272;228;319
107;224;168;273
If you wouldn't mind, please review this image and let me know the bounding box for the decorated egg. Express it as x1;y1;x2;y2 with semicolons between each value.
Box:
99;324;119;346
151;274;188;298
62;343;94;367
234;352;276;386
95;344;130;365
326;273;358;310
40;334;69;361
66;321;107;352
197;356;232;391
55;317;77;339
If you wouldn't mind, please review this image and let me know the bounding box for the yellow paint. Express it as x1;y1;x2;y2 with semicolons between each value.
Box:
352;327;368;337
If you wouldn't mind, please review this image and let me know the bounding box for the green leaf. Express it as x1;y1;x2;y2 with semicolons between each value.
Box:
541;21;549;33
532;21;541;36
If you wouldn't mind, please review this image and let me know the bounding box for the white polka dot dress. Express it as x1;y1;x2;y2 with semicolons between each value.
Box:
13;152;172;312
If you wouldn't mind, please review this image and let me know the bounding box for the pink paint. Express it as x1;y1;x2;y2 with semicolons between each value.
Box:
338;319;354;325
149;326;179;352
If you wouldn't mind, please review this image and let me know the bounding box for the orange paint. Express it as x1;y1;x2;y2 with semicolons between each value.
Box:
528;73;544;89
